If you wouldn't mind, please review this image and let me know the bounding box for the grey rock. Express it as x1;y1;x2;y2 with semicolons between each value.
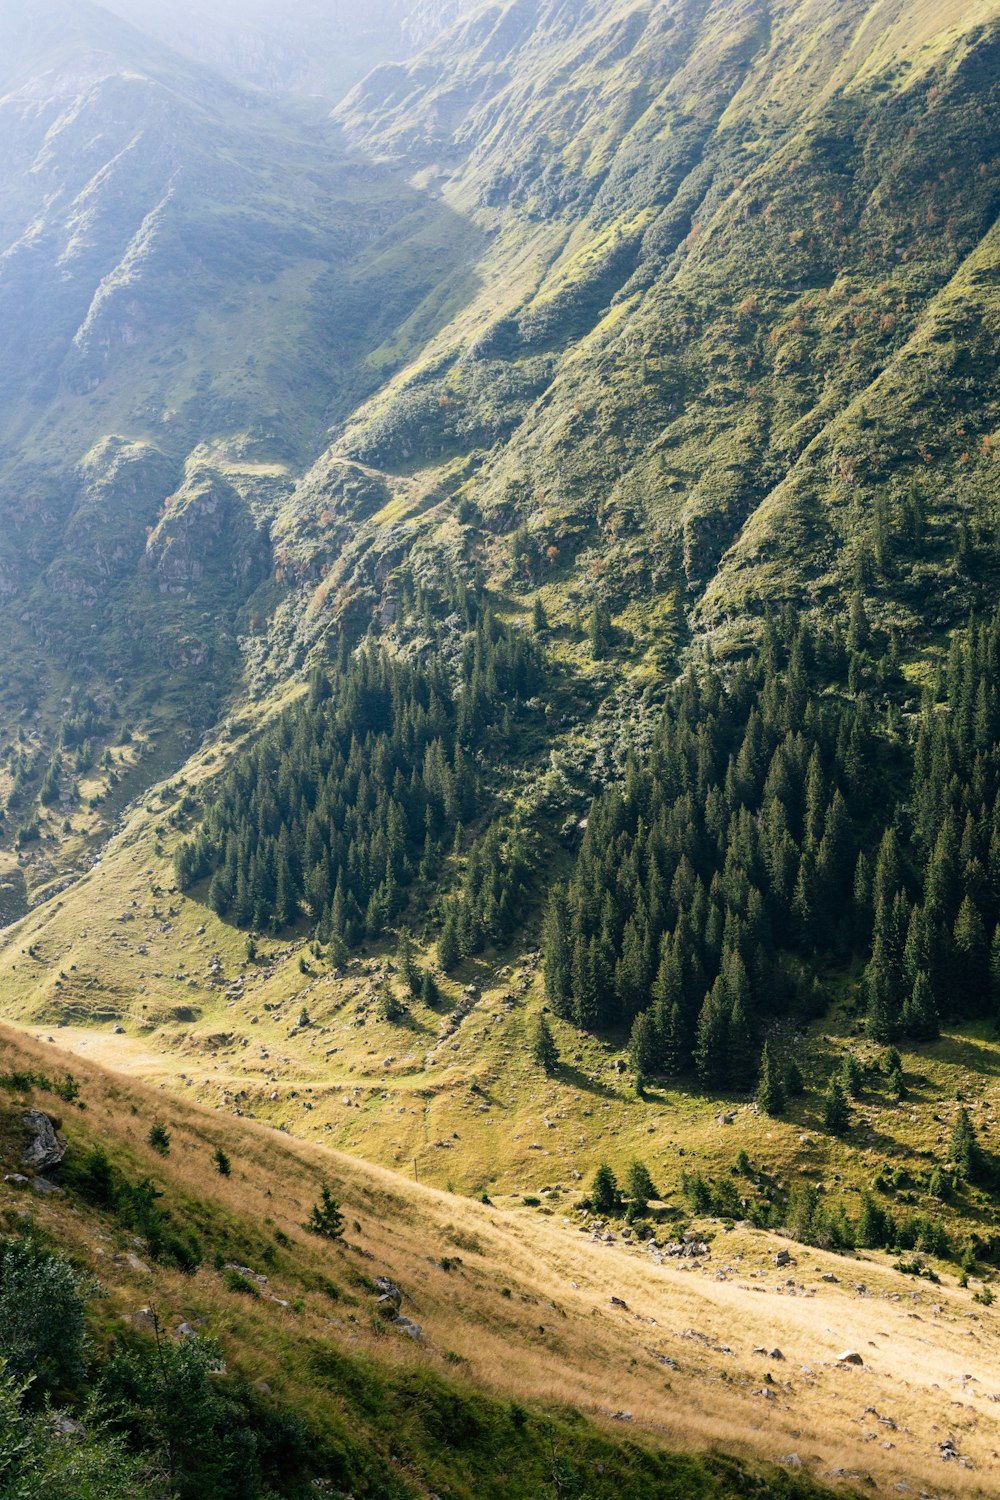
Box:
31;1177;62;1195
51;1414;86;1439
113;1253;152;1275
22;1110;66;1173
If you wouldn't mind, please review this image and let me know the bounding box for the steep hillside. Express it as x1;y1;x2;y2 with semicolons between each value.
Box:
0;0;478;885
321;0;1000;650
2;1021;999;1497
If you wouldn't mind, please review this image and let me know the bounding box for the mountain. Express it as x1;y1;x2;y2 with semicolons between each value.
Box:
2;3;1000;1496
0;0;473;760
329;0;1000;646
98;0;476;100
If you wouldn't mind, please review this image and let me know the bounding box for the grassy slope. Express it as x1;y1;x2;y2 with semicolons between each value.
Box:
1;1019;997;1497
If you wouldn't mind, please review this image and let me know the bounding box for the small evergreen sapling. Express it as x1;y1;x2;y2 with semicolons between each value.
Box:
306;1186;345;1240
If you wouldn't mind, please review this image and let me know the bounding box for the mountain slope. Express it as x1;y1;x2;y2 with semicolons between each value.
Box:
0;0;477;860
2;1020;998;1496
318;0;1000;650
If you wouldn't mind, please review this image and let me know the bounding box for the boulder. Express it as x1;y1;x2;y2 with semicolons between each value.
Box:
21;1110;66;1173
774;1249;793;1268
113;1253;152;1275
837;1350;864;1366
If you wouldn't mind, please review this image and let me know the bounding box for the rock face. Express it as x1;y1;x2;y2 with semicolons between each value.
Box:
21;1110;66;1174
144;470;269;592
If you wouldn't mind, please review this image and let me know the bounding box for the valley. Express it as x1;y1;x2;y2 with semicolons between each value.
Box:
0;0;999;1495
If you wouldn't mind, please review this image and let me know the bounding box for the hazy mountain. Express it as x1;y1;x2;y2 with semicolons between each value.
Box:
99;0;476;100
0;0;467;734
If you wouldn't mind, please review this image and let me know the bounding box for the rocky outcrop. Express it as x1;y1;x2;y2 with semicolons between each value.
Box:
144;468;269;593
21;1109;66;1174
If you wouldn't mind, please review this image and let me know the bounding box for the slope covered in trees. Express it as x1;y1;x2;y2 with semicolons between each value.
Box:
543;606;1000;1085
176;577;542;947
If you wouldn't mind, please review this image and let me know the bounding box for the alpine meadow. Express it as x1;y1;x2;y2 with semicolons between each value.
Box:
0;0;999;1496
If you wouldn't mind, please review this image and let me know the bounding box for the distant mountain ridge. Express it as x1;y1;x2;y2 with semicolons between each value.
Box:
97;0;477;100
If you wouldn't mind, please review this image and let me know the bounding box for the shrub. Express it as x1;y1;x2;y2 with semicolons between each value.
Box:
0;1238;89;1395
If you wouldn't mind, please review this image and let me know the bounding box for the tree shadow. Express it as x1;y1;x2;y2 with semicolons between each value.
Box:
555;1062;624;1100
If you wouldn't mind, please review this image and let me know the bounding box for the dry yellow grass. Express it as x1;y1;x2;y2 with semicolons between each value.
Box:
2;1022;998;1498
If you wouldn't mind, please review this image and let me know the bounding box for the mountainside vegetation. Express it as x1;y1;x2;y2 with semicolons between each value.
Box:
2;0;1000;1494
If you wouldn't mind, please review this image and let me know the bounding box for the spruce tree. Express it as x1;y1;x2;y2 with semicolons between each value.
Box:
591;1163;620;1215
840;1052;863;1098
532;595;548;634
420;969;439;1007
756;1041;786;1117
625;1160;656;1212
783;1057;805;1096
857;1191;892;1249
628;1010;659;1077
950;1107;985;1182
905;970;939;1041
532;1015;559;1075
694;982;729;1087
822;1075;851;1136
437;907;460;971
396;928;420;996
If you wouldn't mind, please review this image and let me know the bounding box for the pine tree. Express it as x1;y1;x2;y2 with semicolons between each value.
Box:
437;907;460;972
756;1041;786;1117
625;1160;656;1211
840;1052;863;1098
628;1010;659;1077
949;1107;985;1182
591;1163;620;1215
532;1015;559;1075
822;1075;851;1136
213;1146;231;1177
